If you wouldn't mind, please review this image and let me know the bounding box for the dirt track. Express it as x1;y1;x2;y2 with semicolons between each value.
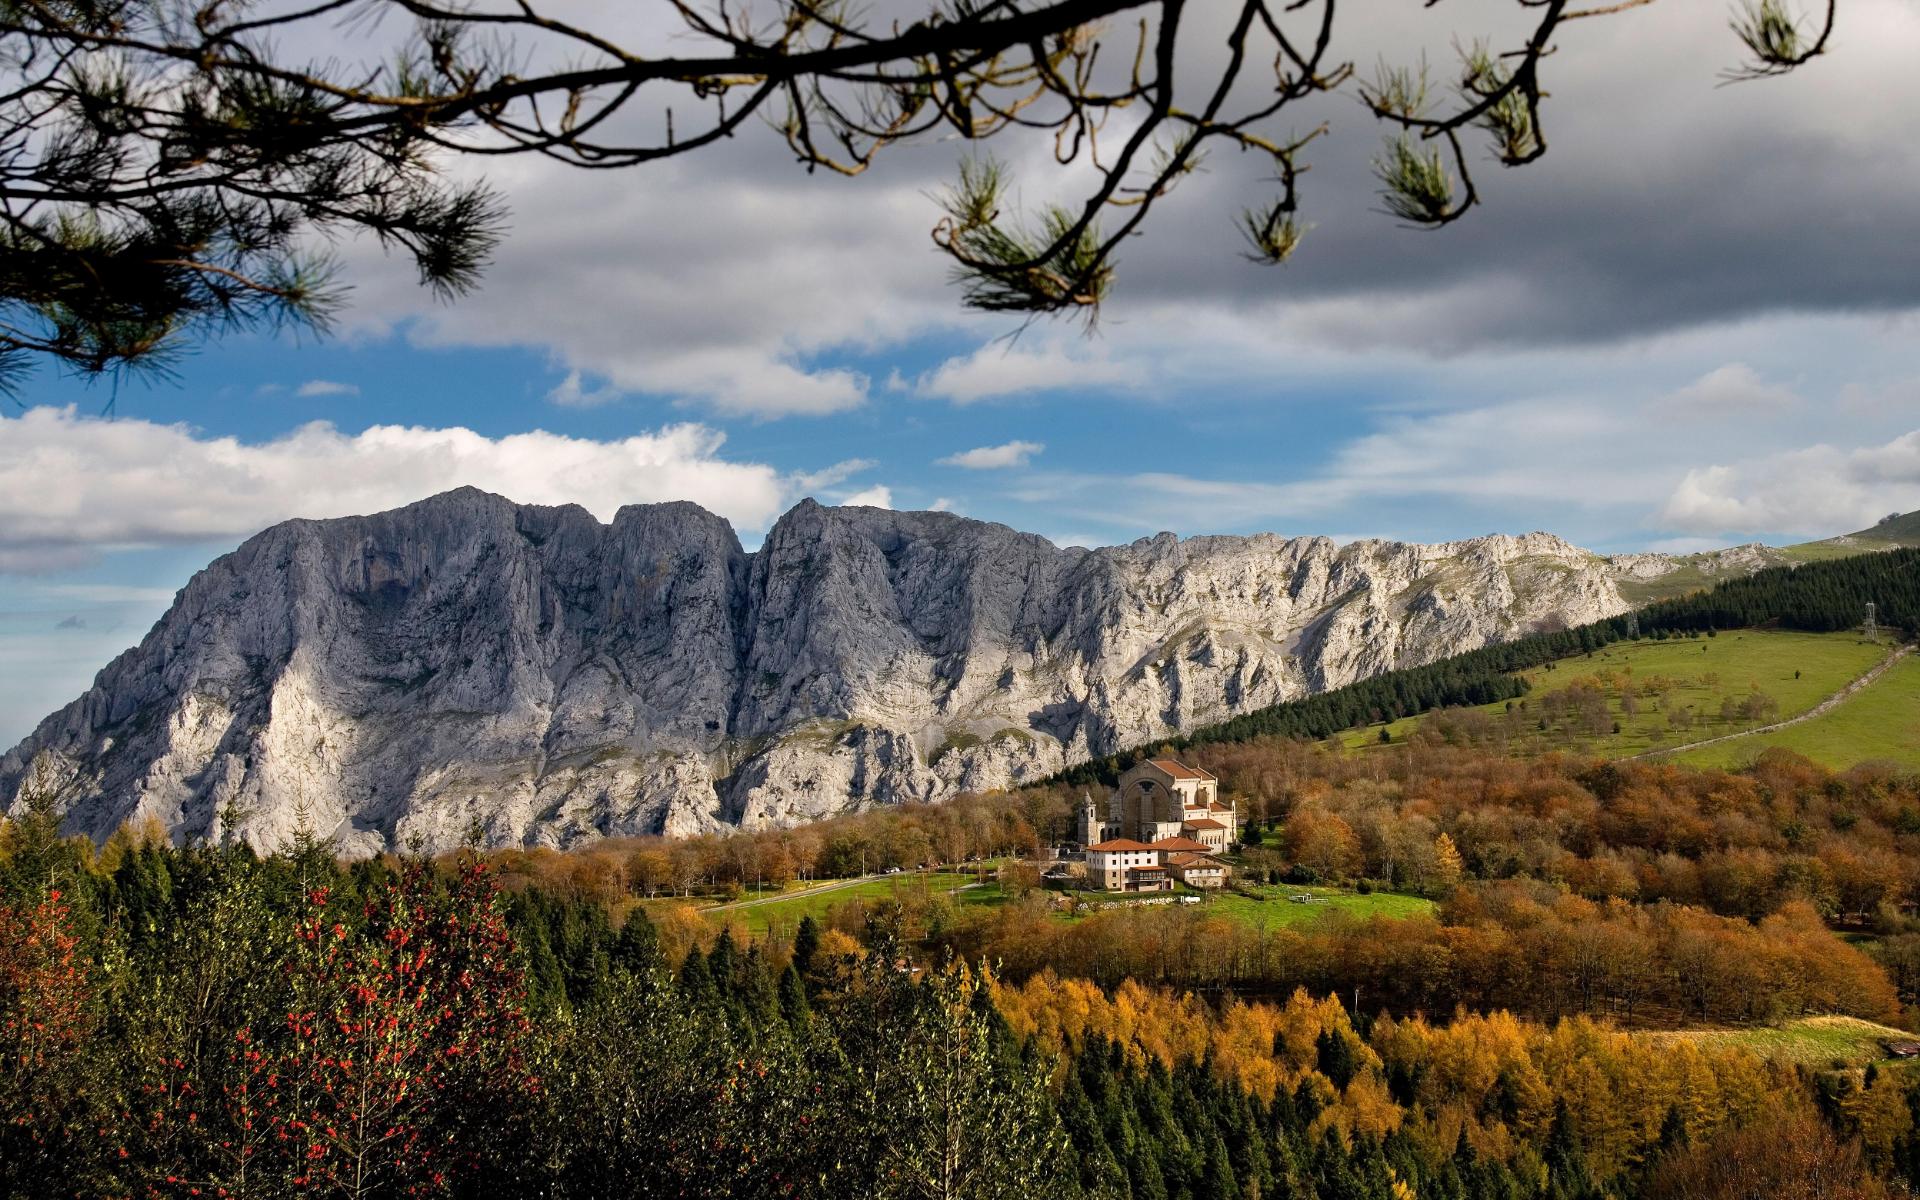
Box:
1631;641;1912;761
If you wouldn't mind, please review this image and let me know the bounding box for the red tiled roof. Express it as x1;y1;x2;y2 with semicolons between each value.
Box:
1088;838;1159;852
1149;836;1211;852
1168;853;1225;868
1146;757;1216;781
1183;819;1227;831
1129;864;1168;873
1209;802;1233;812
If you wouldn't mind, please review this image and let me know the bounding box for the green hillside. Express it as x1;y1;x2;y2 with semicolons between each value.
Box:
1613;509;1919;605
698;869;983;937
1191;884;1435;931
1780;509;1920;562
1672;650;1920;770
1341;629;1892;760
1654;1016;1917;1069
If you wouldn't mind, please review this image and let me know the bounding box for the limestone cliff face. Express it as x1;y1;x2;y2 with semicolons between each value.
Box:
3;490;1639;855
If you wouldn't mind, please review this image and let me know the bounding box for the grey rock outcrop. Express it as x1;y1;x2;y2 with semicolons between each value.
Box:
4;489;1643;855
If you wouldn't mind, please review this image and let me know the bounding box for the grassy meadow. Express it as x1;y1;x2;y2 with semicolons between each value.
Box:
1652;1016;1915;1069
689;868;990;937
683;867;1440;940
1342;630;1893;761
1672;652;1920;771
935;878;1436;931
1188;884;1436;931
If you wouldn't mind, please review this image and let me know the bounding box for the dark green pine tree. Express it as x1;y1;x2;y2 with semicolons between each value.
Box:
677;944;718;1008
553;899;614;1007
792;914;822;981
1057;1071;1127;1197
777;963;811;1024
611;909;660;974
1315;1028;1358;1090
110;842;175;945
1657;1105;1689;1153
738;945;781;1028
1309;1132;1365;1200
1544;1099;1603;1199
707;928;742;1021
1226;1089;1271;1198
1128;1145;1170;1200
1200;1131;1240;1200
512;900;568;1014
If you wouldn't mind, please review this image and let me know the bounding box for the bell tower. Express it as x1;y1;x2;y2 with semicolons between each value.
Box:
1080;792;1102;846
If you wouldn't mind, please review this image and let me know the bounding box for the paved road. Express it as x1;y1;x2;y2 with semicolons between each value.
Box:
704;873;879;912
1630;641;1912;762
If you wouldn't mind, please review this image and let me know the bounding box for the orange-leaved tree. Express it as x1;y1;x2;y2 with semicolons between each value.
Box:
0;888;98;1192
141;857;537;1199
275;859;534;1197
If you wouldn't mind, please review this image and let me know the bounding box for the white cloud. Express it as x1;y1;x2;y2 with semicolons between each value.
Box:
916;343;1136;404
929;497;956;513
256;0;1920;423
791;459;877;493
338;148;936;420
1660;364;1798;417
1644;536;1736;555
937;440;1045;470
1044;531;1100;549
36;584;179;604
838;485;894;509
545;370;622;409
643;352;868;419
989;373;1841;545
1659;430;1920;537
296;379;360;398
0;407;810;570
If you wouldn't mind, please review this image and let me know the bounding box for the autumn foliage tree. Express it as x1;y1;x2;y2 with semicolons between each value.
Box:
0;889;96;1192
270;860;532;1197
127;855;536;1199
1646;1109;1886;1200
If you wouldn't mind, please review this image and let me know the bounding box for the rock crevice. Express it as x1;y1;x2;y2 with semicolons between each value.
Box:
4;490;1637;855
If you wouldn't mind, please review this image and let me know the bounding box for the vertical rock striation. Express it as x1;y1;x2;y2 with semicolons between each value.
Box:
3;490;1638;854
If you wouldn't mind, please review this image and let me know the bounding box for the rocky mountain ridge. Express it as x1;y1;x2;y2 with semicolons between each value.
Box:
3;489;1716;854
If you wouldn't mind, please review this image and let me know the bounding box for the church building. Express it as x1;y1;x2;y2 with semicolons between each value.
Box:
1079;757;1238;850
1078;758;1237;891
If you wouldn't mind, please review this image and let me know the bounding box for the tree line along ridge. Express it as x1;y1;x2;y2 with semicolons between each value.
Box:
1055;547;1920;788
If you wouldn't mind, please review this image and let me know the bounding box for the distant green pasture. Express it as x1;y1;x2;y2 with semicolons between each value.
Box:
705;870;987;938
1340;631;1889;763
1673;653;1920;771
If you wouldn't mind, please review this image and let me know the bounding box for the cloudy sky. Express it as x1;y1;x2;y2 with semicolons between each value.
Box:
3;0;1919;743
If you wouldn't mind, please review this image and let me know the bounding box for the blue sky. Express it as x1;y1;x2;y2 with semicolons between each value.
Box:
4;0;1920;744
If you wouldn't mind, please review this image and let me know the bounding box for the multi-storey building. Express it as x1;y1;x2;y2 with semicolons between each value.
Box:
1079;757;1239;849
1079;757;1237;891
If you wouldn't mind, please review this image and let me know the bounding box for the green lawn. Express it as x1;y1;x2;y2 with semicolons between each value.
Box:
955;879;1012;906
1342;630;1890;762
1653;1016;1914;1069
703;871;1438;936
1186;885;1435;932
1672;652;1920;771
707;870;987;937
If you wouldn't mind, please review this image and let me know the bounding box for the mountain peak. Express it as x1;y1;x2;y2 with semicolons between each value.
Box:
2;494;1663;856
